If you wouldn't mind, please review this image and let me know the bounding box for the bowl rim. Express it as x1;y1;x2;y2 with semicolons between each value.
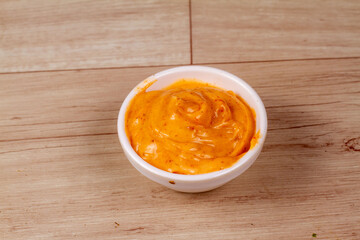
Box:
117;65;267;182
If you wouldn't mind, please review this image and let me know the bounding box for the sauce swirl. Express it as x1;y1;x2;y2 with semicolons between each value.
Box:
126;80;257;174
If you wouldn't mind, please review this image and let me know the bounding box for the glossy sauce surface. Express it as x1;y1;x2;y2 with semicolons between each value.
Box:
125;80;257;174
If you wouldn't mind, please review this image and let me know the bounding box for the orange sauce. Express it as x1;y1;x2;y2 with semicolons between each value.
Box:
125;79;257;174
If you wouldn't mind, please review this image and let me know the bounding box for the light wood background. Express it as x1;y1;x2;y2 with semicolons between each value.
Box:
0;1;359;239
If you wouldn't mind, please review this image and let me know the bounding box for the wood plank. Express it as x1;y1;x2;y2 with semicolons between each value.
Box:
1;59;360;239
191;0;360;63
0;0;190;73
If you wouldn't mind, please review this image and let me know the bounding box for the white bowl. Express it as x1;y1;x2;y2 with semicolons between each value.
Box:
117;66;267;193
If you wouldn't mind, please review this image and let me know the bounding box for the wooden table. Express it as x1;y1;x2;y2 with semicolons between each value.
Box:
1;1;359;239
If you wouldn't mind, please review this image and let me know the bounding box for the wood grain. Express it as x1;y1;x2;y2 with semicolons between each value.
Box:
191;0;360;63
0;0;190;73
1;59;359;239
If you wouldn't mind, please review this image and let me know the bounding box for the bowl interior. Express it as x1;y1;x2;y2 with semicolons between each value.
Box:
118;66;267;181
